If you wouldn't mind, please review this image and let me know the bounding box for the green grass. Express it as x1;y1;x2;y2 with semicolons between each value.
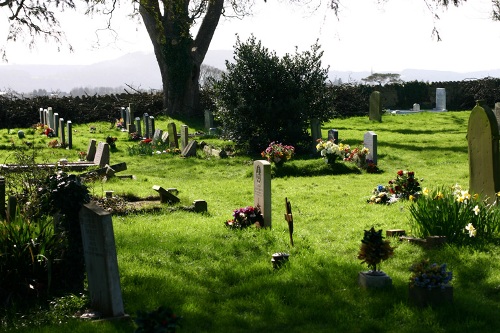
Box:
5;111;500;333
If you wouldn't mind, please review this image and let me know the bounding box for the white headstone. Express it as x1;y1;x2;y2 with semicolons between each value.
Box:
253;160;271;228
364;131;378;165
435;88;447;111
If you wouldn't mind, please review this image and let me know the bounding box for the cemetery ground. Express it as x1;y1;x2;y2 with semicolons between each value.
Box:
3;111;500;333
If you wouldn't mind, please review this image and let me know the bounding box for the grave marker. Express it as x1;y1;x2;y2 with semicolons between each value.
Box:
39;108;43;124
364;131;378;165
181;140;197;157
167;123;179;148
152;185;180;204
59;118;65;146
369;91;382;122
328;129;339;143
47;107;54;129
467;100;500;202
253;160;271;228
181;125;188;149
435;88;447;111
494;102;500;133
53;113;59;136
67;121;72;149
94;142;110;168
0;177;5;219
79;202;125;318
149;116;155;138
143;113;150;139
310;118;322;143
135;117;142;137
153;129;163;141
413;103;420;112
127;103;134;128
204;110;214;131
86;139;97;161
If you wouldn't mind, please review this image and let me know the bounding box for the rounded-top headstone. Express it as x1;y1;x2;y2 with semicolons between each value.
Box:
17;130;25;139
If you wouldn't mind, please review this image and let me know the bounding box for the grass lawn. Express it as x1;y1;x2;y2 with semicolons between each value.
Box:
4;110;500;333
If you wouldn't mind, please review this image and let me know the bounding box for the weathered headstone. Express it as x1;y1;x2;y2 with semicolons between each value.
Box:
364;131;378;165
47;107;54;129
134;117;142;137
53;113;59;136
192;200;207;213
94;142;110;168
79;202;125;318
180;125;188;149
167;122;179;148
153;129;163;142
120;107;127;126
328;129;339;143
181;140;197;157
435;88;447;111
127;103;134;127
369;91;382;122
67;121;72;149
413;103;420;112
204;110;214;131
39;108;44;124
87;139;97;161
253;160;271;228
310;118;322;143
468;100;500;202
44;109;48;126
161;131;169;142
149;116;155;139
59;118;65;146
152;185;180;204
143;113;150;139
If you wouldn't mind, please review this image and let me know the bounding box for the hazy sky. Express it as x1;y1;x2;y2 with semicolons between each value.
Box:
1;0;500;72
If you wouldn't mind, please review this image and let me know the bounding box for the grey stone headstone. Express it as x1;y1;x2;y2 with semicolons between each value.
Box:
161;131;169;142
253;160;271;228
181;140;197;157
204;110;214;131
44;109;48;126
39;108;43;124
180;125;188;149
143;113;150;139
153;129;163;141
328;129;338;143
369;91;382;122
47;107;54;129
152;185;180;204
135;117;142;137
67;121;72;149
53;113;59;136
128;104;134;126
435;88;447;111
310;118;322;142
94;142;110;168
364;131;378;165
120;107;126;126
167;123;179;148
149;116;155;138
87;139;97;161
413;103;420;112
79;202;125;318
468;100;500;203
59;118;65;146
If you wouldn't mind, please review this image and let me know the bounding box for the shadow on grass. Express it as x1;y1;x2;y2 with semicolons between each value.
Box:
271;159;362;178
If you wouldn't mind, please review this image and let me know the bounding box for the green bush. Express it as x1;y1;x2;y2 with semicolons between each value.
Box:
212;35;335;154
408;184;500;245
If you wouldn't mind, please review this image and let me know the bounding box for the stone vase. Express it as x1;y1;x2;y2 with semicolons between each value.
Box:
408;285;453;307
358;271;392;289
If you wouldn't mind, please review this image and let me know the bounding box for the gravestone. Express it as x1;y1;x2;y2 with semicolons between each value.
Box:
369;91;382;122
127;103;134;128
468;100;500;203
67;121;72;149
253;160;271;228
413;103;420;112
180;125;188;149
79;202;125;318
143;113;150;139
94;142;110;168
47;107;54;129
53;113;59;136
120;107;126;126
204;110;214;131
43;109;48;126
149;116;155;139
17;130;24;139
167;123;179;148
181;140;197;157
328;129;339;143
152;185;180;204
435;88;447;111
153;129;163;141
192;200;208;213
134;117;142;137
161;131;169;143
87;139;97;161
0;177;5;219
364;131;378;165
59;118;65;146
39;108;44;124
493;102;500;133
310;119;322;143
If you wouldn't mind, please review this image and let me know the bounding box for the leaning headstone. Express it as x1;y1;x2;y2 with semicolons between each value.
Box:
86;139;97;161
167;123;179;148
153;129;163;141
134;117;142;137
181;140;197;157
59;118;65;146
253;160;271;228
328;129;338;143
152;185;180;204
369;91;382;122
143;113;150;139
493;102;500;133
67;121;72;149
364;131;378;165
468;100;500;203
94;142;110;168
180;125;189;149
204;110;214;131
435;88;447;111
79;202;125;318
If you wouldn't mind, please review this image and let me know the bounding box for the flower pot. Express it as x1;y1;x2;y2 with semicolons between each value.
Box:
326;155;337;165
408;284;453;307
358;271;392;289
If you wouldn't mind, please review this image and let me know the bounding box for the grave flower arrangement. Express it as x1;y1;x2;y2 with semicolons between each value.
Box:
129;132;142;141
388;170;422;200
409;259;452;289
261;142;294;166
367;185;397;205
316;139;345;165
106;136;117;149
225;205;264;229
115;118;125;130
357;227;394;273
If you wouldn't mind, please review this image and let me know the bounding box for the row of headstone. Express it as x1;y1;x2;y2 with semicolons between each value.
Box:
370;88;446;116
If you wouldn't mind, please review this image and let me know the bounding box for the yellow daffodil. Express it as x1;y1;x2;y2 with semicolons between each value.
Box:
423;188;429;196
434;191;444;200
409;195;414;201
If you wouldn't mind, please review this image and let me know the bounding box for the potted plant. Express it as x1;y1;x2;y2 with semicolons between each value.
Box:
408;259;453;307
357;227;394;288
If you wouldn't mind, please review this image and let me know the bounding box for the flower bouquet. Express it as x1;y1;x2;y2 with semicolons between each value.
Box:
261;142;294;166
409;259;452;289
316;139;345;165
388;170;422;200
225;206;264;229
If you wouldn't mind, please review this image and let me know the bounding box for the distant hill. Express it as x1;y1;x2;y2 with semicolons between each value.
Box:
1;50;499;93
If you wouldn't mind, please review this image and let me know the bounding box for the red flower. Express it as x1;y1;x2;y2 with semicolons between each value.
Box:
397;170;404;176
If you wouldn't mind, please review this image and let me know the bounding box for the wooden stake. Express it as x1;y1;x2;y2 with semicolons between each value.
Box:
284;197;294;246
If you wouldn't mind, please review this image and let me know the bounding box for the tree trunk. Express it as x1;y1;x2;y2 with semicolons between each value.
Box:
139;0;223;116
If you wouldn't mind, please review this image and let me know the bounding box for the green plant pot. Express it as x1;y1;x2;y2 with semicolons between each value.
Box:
408;284;453;307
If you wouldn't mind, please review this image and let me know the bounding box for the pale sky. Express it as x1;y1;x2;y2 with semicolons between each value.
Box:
1;0;500;72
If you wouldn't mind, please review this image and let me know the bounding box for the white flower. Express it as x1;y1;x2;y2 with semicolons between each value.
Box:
465;223;477;237
473;205;480;216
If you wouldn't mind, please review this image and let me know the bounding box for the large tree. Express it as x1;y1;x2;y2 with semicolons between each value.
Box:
1;0;497;115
